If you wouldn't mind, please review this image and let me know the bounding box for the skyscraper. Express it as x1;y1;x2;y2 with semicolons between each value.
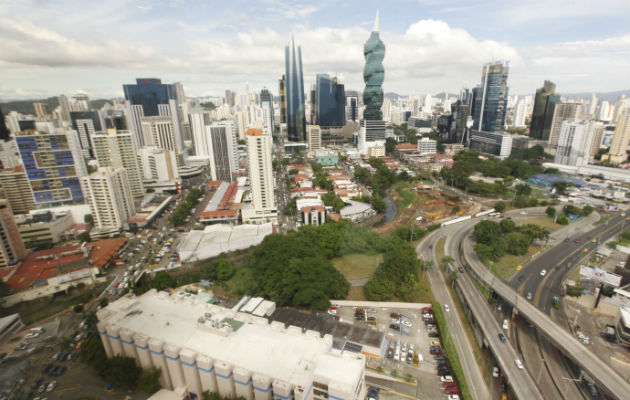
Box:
363;11;385;121
260;88;275;131
548;103;580;149
141;116;180;166
603;110;630;164
345;92;359;123
315;74;346;127
529;80;560;140
70;111;102;158
81;167;135;235
278;75;287;124
358;12;386;154
472;61;510;133
92;129;145;198
123;78;184;150
15;130;87;206
208;121;238;182
554;121;594;166
0;199;27;268
243;129;277;224
284;38;306;142
57;95;71;122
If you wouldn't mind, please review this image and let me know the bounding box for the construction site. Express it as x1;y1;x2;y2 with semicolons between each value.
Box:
373;183;477;234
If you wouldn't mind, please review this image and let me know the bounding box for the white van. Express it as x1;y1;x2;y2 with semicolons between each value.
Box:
502;319;508;330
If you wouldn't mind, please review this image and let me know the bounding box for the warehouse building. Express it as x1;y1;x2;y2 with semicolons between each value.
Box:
97;290;366;400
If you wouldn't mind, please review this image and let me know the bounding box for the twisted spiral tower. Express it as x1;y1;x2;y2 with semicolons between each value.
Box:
363;11;385;121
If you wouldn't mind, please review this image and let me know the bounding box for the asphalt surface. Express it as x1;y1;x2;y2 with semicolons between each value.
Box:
417;224;491;400
460;213;630;400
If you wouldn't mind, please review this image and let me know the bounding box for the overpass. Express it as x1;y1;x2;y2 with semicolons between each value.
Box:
458;215;630;400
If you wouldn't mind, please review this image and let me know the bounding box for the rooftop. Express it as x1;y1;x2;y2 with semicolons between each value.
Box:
97;291;364;388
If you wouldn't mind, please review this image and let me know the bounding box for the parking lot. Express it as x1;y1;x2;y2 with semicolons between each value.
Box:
333;303;460;400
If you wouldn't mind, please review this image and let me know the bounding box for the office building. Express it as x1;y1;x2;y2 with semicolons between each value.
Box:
603;111;630;164
209;121;238;182
278;75;287;124
81;167;135;236
358;12;386;154
554;121;594;167
33;102;49;118
470;131;513;159
102;110;128;130
301;205;326;226
306;125;322;153
548;103;580;149
15;130;86;206
0;199;27;268
57;95;71;122
529;80;560;140
0;167;36;214
588;94;598;116
260;88;274;129
141;116;180;165
189;109;213;158
96;290;366;400
345;93;359;123
243;129;277;224
285;39;306;142
417;137;437;155
139;147;179;183
92;129;145;198
512;99;527;127
588;122;605;160
70;111;102;158
315;74;345;127
123;78;184;150
363;12;385;121
472;61;509;133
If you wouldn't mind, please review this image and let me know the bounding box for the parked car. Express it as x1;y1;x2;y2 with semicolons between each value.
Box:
446;387;460;395
441;375;453;382
428;332;440;338
389;324;400;331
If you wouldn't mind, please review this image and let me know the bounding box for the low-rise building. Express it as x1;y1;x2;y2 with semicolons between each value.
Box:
470;130;513;159
16;211;74;250
97;290;367;400
417;137;437;155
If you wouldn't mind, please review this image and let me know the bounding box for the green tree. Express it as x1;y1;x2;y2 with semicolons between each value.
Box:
371;193;386;213
99;298;108;308
546;206;556;218
77;231;91;243
215;259;234;281
84;214;94;225
151;272;177;290
137;367;162;393
73;304;84;313
504;232;529;255
385;138;397;154
582;205;594;216
441;255;455;269
553;181;572;194
452;205;461;213
556;214;569;225
494;201;506;213
283;198;297;216
515;184;532;196
103;356;141;390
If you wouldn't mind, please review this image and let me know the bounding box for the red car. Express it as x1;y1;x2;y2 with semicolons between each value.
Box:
574;238;581;243
390;312;400;318
431;349;443;355
422;307;432;313
443;381;455;388
355;308;364;313
446;387;459;394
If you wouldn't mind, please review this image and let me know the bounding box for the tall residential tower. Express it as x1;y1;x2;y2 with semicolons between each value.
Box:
284;39;306;142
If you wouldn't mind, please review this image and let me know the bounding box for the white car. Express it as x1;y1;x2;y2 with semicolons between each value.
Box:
540;269;547;276
391;318;400;324
448;396;460;400
444;304;450;312
422;313;432;319
502;319;508;330
401;320;412;327
47;380;57;392
515;359;524;369
520;211;527;215
492;366;499;377
440;375;453;382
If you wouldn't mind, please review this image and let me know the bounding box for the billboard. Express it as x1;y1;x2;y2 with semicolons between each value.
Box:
579;265;622;287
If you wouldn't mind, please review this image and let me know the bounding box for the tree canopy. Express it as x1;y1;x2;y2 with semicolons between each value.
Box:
473;219;549;262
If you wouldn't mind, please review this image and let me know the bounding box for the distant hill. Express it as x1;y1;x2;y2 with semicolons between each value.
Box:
433;92;459;99
0;97;113;115
384;92;400;100
561;90;629;102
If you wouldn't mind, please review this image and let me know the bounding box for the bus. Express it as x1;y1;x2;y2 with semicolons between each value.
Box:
616;307;630;349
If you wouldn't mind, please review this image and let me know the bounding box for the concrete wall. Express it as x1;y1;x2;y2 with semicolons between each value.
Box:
180;349;202;398
197;355;218;393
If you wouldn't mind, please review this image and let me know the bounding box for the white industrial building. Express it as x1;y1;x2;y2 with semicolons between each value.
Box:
97;290;366;400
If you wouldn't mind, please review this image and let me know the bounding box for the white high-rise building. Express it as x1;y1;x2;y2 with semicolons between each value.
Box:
554;120;594;167
603;111;630;164
512;99;527;127
422;94;432;113
598;101;612;122
306;125;322;153
124;103;145;149
208;120;238;182
242;128;277;224
139;147;179;182
141;116;180;166
612;96;629;123
188;109;212;158
92;129;145;198
81;167;135;235
548;103;581;150
588;94;598;116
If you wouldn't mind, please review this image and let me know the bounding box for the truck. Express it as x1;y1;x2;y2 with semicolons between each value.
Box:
440;215;472;227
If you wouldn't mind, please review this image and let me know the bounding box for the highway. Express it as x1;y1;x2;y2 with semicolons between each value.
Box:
445;221;545;400
460;214;630;400
417;226;491;400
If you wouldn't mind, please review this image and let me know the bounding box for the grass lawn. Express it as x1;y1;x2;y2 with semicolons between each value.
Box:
415;270;433;303
346;285;367;301
435;238;446;271
488;244;543;280
332;254;383;279
516;216;563;233
393;181;417;209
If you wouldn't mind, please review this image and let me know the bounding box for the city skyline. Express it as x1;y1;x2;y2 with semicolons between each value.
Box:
0;0;628;100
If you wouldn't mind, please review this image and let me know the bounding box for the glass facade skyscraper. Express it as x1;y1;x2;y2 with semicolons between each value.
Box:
123;78;177;117
363;13;385;121
284;39;306;142
472;61;510;133
315;74;346;127
529;80;560;140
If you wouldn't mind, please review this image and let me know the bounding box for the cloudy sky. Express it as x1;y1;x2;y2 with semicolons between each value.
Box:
0;0;628;101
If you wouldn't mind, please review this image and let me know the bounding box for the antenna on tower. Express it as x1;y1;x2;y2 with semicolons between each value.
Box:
373;10;380;32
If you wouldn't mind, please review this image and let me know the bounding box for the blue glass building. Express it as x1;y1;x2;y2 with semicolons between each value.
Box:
15;132;85;206
315;74;346;127
363;12;385;121
123;78;176;116
284;38;306;142
472;61;510;133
